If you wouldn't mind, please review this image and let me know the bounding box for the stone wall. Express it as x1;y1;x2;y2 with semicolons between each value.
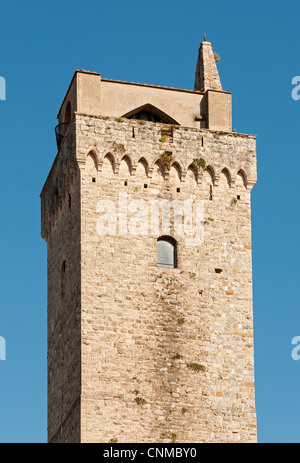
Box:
42;111;257;442
41;123;82;443
75;114;257;443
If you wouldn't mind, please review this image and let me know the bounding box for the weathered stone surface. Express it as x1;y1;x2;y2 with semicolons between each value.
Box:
194;40;222;92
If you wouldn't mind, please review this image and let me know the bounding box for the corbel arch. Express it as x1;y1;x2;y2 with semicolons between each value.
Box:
236;169;247;188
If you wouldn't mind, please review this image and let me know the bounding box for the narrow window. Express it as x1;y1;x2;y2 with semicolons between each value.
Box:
61;261;66;306
157;236;177;268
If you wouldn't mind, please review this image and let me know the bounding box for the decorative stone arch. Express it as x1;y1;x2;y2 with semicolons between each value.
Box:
236;168;247;188
85;149;100;170
220;167;231;187
187;162;199;185
203;165;215;185
135;157;149;178
81;151;99;184
119;154;132;177
151;159;165;184
101;152;115;176
101;152;115;166
169;161;182;182
122;103;180;125
86;151;98;169
150;156;165;171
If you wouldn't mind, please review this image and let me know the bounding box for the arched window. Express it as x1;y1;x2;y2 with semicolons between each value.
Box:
157;236;177;268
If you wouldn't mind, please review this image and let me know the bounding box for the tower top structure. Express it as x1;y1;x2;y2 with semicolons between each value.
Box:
194;36;222;92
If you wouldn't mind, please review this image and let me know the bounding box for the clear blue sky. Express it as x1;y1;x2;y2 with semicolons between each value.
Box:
0;0;299;443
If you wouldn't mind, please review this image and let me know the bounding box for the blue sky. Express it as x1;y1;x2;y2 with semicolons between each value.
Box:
0;0;300;443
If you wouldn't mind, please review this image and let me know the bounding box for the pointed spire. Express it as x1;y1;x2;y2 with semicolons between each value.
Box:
194;36;222;92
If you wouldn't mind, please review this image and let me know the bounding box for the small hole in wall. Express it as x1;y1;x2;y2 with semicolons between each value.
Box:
215;268;223;274
92;177;96;183
132;127;135;138
237;195;241;200
209;185;213;201
177;188;180;193
144;184;148;189
201;137;204;147
124;181;128;186
68;194;71;209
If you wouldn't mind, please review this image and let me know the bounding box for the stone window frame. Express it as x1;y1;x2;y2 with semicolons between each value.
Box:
157;236;177;269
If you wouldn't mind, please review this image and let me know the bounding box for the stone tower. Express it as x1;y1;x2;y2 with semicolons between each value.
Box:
41;38;257;443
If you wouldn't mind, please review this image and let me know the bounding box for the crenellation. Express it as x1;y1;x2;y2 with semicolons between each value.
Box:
74;115;256;188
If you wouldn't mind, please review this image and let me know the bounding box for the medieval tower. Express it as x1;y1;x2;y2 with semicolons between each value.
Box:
41;38;257;443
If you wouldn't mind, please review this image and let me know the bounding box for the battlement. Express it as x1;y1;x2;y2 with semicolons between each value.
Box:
75;114;255;182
